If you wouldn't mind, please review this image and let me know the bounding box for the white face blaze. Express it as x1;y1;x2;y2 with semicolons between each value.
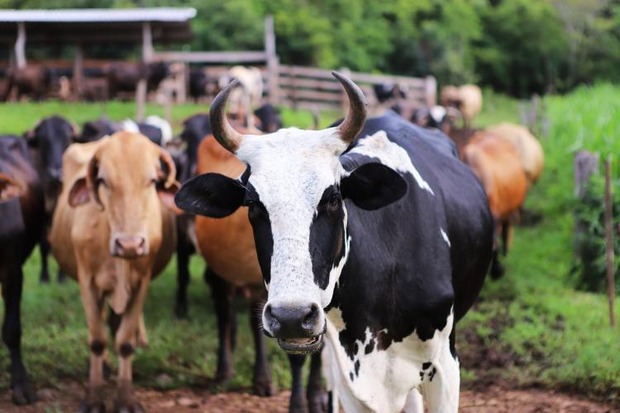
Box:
235;127;350;327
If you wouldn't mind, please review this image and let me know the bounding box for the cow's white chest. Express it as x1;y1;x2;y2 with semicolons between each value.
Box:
323;308;454;412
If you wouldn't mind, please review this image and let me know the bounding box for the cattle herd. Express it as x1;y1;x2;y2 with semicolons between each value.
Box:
0;70;544;412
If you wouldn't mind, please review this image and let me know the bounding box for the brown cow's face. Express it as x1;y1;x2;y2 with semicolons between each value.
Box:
69;132;178;259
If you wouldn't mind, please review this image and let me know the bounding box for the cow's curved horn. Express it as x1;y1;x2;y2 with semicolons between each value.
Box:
332;72;367;144
209;78;244;153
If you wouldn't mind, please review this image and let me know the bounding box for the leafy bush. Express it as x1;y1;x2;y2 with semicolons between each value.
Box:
572;172;620;293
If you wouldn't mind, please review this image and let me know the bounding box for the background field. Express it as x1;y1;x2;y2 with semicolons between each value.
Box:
0;84;619;407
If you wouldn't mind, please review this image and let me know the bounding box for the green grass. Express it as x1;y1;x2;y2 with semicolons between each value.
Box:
459;84;620;405
0;88;619;406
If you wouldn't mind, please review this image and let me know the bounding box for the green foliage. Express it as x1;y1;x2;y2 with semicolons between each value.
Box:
572;174;620;293
3;0;620;96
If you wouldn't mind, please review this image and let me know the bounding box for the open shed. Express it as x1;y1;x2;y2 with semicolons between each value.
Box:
0;8;196;117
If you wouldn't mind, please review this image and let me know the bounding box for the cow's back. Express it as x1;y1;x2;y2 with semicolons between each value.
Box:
194;136;262;285
461;132;527;222
341;114;493;323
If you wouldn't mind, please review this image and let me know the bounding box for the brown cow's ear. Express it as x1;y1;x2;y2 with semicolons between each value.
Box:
158;149;177;189
158;180;183;214
68;177;90;207
0;173;23;201
86;156;103;209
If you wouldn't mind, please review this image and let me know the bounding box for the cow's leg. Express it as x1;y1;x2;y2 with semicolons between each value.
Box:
1;266;35;405
79;279;108;413
205;268;236;383
402;389;423;413
420;339;460;413
174;224;191;319
39;234;51;283
114;278;150;413
249;298;273;396
288;354;307;413
307;352;326;413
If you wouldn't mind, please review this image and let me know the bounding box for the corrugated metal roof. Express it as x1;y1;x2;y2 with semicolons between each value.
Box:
0;8;197;23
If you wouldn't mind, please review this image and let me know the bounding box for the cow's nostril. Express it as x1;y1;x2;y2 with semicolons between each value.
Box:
303;304;319;327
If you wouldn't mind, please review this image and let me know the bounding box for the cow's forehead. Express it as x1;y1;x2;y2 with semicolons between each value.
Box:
236;127;349;201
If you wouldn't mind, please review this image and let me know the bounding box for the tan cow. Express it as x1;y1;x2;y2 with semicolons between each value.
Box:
484;122;544;186
460;131;527;279
49;131;178;411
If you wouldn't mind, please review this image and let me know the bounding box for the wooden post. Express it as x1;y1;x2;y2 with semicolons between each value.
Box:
425;75;437;106
136;22;153;121
73;42;84;98
265;15;279;105
15;22;27;69
604;156;616;327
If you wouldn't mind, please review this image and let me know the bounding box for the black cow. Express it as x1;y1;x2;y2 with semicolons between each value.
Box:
176;73;493;412
106;61;170;99
0;135;44;405
254;104;282;133
189;68;210;102
76;117;120;143
24;116;76;283
172;113;212;318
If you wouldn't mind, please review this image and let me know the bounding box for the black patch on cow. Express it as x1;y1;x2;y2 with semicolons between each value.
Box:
341;163;407;211
422;362;432;370
309;185;345;290
429;367;437;381
246;184;274;285
354;360;360;376
119;343;134;358
364;340;375;354
326;111;493;364
349;372;354;382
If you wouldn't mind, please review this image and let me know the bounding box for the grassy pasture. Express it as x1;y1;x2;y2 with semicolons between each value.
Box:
0;85;619;406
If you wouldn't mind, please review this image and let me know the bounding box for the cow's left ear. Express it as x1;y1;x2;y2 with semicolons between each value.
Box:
341;163;407;210
175;173;246;218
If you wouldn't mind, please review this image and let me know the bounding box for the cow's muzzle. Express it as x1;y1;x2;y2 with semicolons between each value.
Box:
111;235;148;258
263;302;325;354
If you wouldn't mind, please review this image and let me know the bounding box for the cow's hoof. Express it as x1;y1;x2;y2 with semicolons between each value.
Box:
80;400;106;413
114;401;145;413
252;378;273;397
308;394;328;413
288;397;308;413
12;384;36;405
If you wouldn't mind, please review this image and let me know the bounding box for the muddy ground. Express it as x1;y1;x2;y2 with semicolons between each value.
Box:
0;380;617;413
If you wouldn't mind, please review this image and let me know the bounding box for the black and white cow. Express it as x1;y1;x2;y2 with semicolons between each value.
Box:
176;73;493;412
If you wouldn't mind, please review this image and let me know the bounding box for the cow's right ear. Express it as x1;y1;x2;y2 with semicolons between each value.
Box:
175;173;246;218
68;177;90;207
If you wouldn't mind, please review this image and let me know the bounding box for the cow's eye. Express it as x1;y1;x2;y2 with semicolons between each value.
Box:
327;192;341;210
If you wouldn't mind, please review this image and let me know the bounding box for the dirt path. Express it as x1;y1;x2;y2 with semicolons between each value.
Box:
0;381;617;413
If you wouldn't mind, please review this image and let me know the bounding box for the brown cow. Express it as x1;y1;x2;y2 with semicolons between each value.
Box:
460;132;527;278
49;132;178;411
194;134;324;412
484;122;544;186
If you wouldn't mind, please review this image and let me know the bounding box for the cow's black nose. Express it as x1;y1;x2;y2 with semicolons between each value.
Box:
264;303;321;339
